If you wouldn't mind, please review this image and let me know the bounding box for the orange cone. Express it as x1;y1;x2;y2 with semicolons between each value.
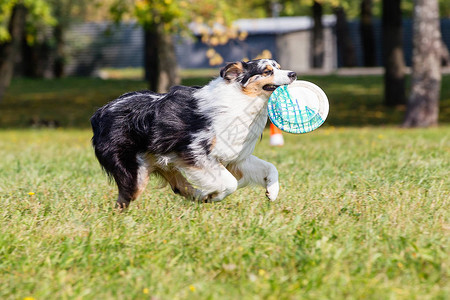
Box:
270;123;284;146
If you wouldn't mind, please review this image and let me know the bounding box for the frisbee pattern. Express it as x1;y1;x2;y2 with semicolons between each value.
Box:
268;81;329;134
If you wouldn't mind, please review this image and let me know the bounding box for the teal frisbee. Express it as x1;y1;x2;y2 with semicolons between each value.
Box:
268;80;329;134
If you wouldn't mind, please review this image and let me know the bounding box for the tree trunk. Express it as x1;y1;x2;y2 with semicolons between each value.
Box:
156;24;180;93
360;0;376;67
144;23;180;93
21;35;37;77
144;26;159;91
0;5;27;103
312;1;324;68
20;30;52;78
403;0;441;127
53;24;65;78
334;6;357;67
382;0;406;106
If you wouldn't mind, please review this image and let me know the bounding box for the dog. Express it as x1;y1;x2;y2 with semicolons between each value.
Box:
91;59;296;208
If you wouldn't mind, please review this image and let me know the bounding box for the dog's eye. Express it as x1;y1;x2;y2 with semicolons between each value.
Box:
263;70;272;76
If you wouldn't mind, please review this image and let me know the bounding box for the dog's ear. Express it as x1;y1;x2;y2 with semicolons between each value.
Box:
220;62;245;82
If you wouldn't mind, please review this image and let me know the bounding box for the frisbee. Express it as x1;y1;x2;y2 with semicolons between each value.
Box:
268;80;329;134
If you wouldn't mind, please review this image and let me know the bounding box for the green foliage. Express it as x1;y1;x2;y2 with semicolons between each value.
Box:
48;0;96;26
0;0;103;44
0;0;17;40
441;0;450;17
132;0;185;30
110;0;258;33
0;126;448;298
0;0;54;42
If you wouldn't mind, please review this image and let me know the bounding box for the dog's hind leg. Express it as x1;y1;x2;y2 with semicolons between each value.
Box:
227;155;279;201
114;154;149;209
156;168;198;198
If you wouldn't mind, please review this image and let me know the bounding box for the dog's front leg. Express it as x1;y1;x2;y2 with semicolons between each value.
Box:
228;155;279;201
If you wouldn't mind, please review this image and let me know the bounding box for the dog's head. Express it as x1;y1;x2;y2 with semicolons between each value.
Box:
220;59;296;97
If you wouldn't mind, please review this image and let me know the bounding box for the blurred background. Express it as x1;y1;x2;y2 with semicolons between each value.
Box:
0;0;449;128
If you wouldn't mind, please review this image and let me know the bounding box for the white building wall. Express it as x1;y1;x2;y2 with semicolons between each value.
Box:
276;27;336;73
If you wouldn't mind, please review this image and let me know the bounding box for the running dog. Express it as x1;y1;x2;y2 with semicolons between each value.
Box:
91;59;296;208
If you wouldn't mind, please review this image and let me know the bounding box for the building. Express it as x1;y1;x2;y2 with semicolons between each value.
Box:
177;16;337;71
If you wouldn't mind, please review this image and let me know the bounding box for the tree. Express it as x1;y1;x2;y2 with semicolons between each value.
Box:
147;22;180;93
283;0;357;68
334;5;357;67
311;0;324;68
111;0;252;93
0;4;26;102
0;0;53;102
49;0;99;78
382;0;406;106
111;0;194;92
4;0;100;79
133;0;183;92
403;0;441;127
360;0;376;66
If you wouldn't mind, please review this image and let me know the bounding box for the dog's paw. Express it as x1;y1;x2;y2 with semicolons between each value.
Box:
265;180;279;201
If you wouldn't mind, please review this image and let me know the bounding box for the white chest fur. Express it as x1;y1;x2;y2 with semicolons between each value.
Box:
195;79;269;163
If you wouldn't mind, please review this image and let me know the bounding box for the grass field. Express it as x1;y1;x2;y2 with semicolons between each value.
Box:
0;128;448;299
0;75;449;299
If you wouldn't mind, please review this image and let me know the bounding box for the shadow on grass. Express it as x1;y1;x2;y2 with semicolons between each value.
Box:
1;75;449;128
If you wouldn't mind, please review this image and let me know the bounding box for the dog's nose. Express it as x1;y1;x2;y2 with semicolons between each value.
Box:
288;72;297;80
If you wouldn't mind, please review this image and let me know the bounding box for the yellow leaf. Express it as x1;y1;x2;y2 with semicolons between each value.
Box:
209;36;219;46
238;31;248;41
206;48;216;58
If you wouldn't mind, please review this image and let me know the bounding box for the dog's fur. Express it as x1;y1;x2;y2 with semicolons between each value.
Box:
91;59;296;208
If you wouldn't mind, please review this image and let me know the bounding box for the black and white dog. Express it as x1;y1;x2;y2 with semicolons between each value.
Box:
91;59;296;208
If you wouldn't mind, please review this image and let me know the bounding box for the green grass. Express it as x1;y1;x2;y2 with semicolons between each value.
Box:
0;127;449;299
1;74;449;128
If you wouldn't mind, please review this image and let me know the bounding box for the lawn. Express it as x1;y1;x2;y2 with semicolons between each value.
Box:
0;75;449;299
0;127;448;299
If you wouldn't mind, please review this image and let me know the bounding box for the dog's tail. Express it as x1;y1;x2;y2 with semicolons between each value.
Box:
90;109;114;180
90;109;141;205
